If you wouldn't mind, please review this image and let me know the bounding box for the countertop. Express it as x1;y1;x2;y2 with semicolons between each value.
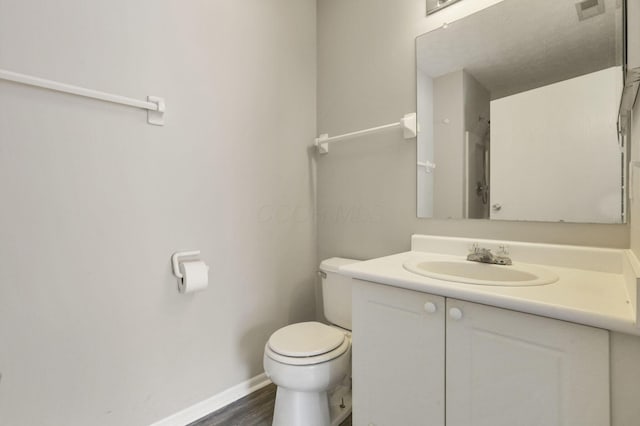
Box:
340;236;640;335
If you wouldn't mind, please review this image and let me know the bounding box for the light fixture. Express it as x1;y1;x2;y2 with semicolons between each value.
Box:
427;0;464;16
575;0;605;21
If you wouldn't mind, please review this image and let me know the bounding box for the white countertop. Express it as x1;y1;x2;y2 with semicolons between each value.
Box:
340;235;640;336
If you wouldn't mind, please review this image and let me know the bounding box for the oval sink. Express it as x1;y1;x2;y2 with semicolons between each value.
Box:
403;260;558;286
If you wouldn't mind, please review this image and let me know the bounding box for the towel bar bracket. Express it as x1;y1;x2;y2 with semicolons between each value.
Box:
147;96;166;126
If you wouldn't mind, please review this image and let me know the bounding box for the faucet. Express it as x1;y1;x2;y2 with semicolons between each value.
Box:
467;243;512;265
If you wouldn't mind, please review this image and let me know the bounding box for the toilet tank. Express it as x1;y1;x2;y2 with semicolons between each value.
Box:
319;257;360;330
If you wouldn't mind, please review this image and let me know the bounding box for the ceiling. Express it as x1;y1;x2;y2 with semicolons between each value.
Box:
416;0;622;99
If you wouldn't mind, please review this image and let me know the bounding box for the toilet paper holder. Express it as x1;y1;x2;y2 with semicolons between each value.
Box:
171;250;201;281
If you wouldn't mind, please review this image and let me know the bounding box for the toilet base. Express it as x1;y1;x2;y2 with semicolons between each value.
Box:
272;383;352;426
273;387;330;426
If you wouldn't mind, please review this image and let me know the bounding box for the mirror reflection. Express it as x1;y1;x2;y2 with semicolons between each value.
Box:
416;0;625;223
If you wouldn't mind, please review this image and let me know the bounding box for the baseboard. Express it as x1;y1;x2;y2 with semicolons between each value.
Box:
149;373;272;426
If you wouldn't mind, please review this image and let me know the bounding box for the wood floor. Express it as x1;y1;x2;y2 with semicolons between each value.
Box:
189;384;352;426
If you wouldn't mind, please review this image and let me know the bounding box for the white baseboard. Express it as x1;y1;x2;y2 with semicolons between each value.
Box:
150;373;272;426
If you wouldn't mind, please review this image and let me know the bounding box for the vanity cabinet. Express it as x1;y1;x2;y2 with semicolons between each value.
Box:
352;281;610;426
445;298;609;426
352;280;445;426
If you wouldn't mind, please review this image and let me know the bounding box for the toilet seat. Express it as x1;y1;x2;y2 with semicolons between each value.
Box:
266;322;350;366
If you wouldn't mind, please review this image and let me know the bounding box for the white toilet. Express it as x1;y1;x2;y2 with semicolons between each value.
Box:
263;257;358;426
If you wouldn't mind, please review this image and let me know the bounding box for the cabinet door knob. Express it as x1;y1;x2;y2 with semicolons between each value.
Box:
449;307;463;320
424;302;437;313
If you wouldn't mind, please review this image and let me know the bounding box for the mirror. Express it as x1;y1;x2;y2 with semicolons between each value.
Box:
416;0;625;223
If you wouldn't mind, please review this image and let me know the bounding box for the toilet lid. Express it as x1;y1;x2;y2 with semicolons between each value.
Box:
268;322;346;357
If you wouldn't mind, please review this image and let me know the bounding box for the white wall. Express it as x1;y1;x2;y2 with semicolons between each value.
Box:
433;70;465;218
0;1;316;425
628;0;640;257
419;68;490;219
619;85;640;426
632;103;640;256
491;67;622;223
619;0;640;417
317;0;627;267
463;71;490;219
417;69;434;217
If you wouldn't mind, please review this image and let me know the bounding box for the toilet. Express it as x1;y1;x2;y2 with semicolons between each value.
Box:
263;258;358;426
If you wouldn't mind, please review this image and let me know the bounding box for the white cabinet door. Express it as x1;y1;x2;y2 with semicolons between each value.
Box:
352;281;445;426
445;299;610;426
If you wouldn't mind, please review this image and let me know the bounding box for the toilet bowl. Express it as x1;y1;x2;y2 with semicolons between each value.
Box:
263;258;358;426
264;322;351;426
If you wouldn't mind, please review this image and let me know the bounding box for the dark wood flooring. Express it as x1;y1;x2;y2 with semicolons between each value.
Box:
189;384;352;426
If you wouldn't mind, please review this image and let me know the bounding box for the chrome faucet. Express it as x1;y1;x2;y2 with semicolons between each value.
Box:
467;243;512;265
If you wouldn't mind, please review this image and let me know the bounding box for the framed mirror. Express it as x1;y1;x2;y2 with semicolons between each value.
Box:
416;0;626;223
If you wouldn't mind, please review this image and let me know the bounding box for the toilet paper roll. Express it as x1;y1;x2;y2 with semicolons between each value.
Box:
178;260;209;293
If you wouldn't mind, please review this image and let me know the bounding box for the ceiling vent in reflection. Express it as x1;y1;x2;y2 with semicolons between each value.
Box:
575;0;605;21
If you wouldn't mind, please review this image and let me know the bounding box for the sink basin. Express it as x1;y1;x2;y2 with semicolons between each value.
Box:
403;259;558;286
